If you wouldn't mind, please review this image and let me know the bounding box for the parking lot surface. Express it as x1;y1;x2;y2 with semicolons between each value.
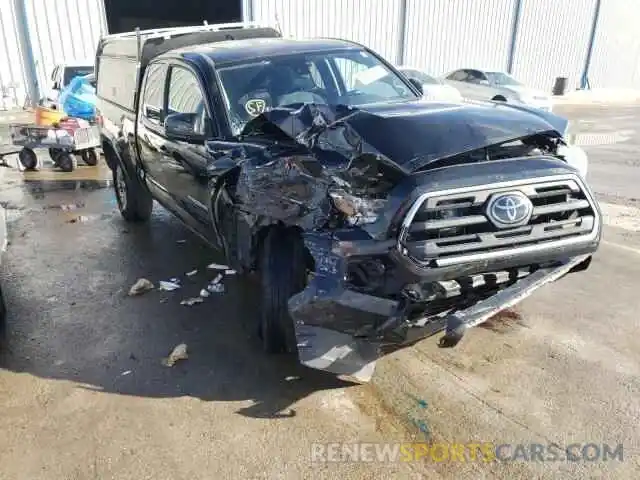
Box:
0;105;639;479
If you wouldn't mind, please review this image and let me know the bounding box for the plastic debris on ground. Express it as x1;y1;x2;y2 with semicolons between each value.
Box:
180;297;204;306
207;263;229;270
225;269;237;275
208;283;225;293
128;278;154;296
162;343;188;367
56;203;85;211
186;270;197;277
120;370;132;376
285;376;301;381
66;214;99;224
199;289;210;298
158;280;181;291
206;273;225;294
176;239;187;244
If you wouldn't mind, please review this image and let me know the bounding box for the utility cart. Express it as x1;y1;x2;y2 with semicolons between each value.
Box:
6;121;100;172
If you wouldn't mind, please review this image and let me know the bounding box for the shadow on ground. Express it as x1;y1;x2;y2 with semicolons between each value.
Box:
0;180;356;419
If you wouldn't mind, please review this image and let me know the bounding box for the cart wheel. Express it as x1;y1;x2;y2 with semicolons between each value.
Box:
48;148;62;163
18;148;38;170
57;152;75;172
81;148;98;166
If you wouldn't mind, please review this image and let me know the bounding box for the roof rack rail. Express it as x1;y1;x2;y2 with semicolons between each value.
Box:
103;21;269;40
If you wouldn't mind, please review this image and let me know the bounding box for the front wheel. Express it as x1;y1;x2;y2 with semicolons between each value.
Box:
113;161;153;222
258;228;308;354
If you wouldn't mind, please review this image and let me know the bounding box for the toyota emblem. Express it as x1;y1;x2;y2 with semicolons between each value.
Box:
486;191;533;228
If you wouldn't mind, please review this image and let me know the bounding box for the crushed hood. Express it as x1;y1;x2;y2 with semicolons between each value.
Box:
241;100;567;172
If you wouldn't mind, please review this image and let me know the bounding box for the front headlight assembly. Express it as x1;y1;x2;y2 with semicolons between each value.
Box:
557;143;588;179
329;190;387;226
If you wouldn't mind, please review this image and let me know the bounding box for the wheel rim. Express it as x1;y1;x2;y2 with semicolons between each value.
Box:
115;165;128;211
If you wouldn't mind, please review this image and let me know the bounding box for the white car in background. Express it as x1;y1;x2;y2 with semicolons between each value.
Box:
397;66;463;102
442;68;553;111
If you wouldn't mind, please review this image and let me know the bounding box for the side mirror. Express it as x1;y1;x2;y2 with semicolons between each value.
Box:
165;112;205;142
408;78;424;96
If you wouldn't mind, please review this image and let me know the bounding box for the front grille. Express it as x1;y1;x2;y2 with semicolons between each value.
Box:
399;176;598;265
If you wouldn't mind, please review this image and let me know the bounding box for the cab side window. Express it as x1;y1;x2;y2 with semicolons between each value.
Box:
167;65;212;137
141;63;167;125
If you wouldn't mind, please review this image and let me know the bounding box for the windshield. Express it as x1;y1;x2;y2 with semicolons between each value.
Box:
63;66;94;86
216;49;418;135
485;71;522;86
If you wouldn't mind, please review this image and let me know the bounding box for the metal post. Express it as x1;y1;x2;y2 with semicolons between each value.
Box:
580;0;602;90
396;0;408;65
13;0;39;107
241;0;254;22
506;0;523;73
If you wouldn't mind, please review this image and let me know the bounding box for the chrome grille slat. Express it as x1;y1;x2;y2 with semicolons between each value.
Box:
532;199;590;216
399;176;598;265
409;214;487;232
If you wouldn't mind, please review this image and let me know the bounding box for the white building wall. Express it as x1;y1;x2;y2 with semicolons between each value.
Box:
511;0;596;91
403;0;517;77
0;1;28;110
25;0;108;99
2;0;640;111
0;0;107;110
249;0;403;63
589;0;640;89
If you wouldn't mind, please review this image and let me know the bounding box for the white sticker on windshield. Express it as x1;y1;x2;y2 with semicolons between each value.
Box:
353;65;387;86
245;98;267;117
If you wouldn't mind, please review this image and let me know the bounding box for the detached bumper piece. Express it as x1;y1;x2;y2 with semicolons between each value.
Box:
438;254;590;348
288;230;593;382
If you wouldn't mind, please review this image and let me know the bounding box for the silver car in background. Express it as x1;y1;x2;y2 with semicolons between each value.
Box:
396;66;463;102
443;68;553;111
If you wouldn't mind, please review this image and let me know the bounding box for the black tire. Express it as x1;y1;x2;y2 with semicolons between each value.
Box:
57;152;75;172
81;148;98;166
258;228;307;354
18;148;37;170
113;161;153;222
48;148;62;162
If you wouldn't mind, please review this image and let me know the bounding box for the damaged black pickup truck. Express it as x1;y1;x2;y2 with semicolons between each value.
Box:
95;23;601;381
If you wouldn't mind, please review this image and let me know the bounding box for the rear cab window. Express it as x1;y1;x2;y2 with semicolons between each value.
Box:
140;62;168;125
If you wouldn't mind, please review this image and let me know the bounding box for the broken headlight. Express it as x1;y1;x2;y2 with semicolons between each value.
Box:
557;143;588;178
329;190;387;226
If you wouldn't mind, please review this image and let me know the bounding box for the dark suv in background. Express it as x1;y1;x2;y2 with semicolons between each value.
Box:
95;23;601;381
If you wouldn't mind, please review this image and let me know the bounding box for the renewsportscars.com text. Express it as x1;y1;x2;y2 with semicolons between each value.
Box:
310;442;624;463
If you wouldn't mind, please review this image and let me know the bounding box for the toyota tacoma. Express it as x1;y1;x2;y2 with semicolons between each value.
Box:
95;23;601;381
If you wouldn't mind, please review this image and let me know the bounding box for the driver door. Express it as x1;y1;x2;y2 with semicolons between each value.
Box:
161;63;215;225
